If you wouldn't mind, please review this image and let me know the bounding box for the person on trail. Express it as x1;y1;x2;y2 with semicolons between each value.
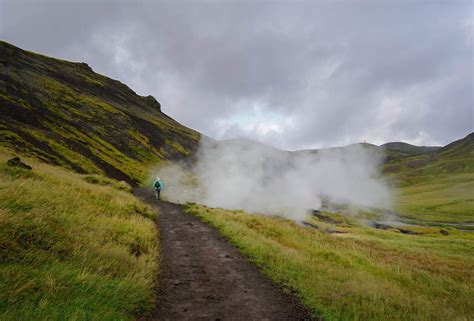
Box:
152;176;164;200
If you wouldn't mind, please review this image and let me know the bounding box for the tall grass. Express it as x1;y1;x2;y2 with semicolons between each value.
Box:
186;204;474;321
0;152;158;321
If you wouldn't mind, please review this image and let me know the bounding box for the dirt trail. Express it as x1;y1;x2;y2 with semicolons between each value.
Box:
135;189;315;321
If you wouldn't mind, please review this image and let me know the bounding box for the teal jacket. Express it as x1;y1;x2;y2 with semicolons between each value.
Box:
153;179;164;191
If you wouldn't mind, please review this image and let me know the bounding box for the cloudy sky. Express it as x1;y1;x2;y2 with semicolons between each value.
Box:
1;0;473;149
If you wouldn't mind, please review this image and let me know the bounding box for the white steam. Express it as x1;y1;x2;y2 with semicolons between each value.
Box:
154;138;392;221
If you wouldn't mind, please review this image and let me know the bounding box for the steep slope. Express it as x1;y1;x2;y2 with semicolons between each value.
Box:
0;41;199;185
436;132;474;159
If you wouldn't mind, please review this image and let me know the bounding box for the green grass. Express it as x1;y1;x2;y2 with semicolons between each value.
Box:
0;151;159;321
186;204;474;321
395;173;474;224
382;133;474;226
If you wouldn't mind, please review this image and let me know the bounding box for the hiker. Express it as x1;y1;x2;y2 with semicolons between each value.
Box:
152;176;164;200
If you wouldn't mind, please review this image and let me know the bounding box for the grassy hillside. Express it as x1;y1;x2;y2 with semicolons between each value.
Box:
384;133;473;181
186;204;473;321
0;42;176;320
381;142;440;160
0;41;199;185
0;150;158;320
386;133;474;225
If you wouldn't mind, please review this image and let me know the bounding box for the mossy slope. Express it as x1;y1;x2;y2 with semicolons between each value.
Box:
0;41;199;185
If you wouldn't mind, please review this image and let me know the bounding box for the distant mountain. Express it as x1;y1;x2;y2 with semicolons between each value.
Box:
383;132;474;177
217;135;472;169
381;142;440;159
0;41;200;185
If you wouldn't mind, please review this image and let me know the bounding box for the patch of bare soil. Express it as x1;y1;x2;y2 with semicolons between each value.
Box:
135;189;317;321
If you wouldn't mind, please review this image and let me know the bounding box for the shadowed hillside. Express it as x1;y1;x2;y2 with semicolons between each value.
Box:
0;41;199;185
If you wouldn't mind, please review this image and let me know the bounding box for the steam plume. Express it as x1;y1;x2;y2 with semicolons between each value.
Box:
154;138;392;221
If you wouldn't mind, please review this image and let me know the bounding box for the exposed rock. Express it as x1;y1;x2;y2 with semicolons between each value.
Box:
398;228;422;235
144;95;161;111
311;209;340;224
440;229;450;235
6;157;32;170
369;221;423;235
370;221;393;230
78;62;93;72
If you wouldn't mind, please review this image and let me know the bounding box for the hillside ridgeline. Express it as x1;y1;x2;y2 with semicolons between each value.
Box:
0;41;199;185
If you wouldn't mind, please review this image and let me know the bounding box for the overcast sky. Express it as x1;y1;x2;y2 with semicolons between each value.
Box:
1;0;473;149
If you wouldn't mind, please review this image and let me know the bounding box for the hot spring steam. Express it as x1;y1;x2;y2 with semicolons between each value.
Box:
153;138;393;222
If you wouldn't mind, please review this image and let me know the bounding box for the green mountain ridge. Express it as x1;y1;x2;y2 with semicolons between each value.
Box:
383;132;474;178
0;40;199;185
292;140;444;162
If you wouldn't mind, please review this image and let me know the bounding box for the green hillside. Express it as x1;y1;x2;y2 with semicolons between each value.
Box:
384;133;474;225
384;133;473;180
381;142;440;160
0;41;198;320
0;41;199;185
0;150;158;320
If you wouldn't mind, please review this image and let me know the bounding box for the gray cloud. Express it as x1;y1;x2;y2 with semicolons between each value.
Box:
1;0;472;149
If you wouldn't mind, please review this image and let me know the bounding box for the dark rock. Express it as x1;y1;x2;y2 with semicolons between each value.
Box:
398;228;421;235
440;229;449;235
6;157;32;170
144;95;161;111
78;62;93;72
370;222;393;230
311;209;339;224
